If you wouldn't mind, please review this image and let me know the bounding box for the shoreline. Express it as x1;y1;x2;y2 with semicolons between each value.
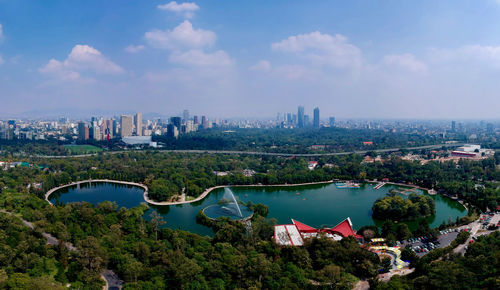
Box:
45;179;148;205
45;178;468;213
143;180;335;206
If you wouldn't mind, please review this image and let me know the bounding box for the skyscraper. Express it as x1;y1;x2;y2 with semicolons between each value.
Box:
193;116;199;124
78;122;89;141
451;121;456;132
297;106;304;128
183;109;189;123
329;117;336;127
135;112;142;136
313;107;320;128
170;117;181;130
201;116;207;129
120;115;133;137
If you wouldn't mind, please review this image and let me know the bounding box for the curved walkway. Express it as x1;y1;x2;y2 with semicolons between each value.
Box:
45;179;148;205
144;180;334;206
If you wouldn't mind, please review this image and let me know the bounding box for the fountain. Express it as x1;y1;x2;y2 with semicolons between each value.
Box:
202;188;253;220
222;188;243;217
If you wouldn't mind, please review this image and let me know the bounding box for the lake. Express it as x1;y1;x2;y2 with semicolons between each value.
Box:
49;181;467;237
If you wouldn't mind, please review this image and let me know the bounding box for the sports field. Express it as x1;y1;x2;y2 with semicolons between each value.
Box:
64;144;104;154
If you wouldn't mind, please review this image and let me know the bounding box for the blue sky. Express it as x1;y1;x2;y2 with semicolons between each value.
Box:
2;0;500;119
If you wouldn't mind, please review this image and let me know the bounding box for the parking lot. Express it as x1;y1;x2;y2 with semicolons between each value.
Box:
403;227;468;257
480;213;500;230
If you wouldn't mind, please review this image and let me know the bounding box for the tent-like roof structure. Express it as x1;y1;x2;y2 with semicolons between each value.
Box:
291;219;317;233
329;217;362;238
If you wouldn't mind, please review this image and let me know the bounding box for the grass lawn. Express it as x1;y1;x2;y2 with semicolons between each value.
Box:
64;144;104;154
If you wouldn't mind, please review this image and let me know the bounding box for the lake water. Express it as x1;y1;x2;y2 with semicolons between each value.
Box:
49;182;467;237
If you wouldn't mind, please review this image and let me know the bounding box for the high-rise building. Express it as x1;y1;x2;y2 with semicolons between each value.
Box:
170;117;181;130
167;123;179;138
183;109;189;123
120;115;134;137
313;107;320;128
104;119;113;139
297;106;305;128
304;115;309;127
329;117;336;127
92;124;101;141
451;121;456;132
78;122;89;140
193;116;199;124
201;116;208;129
135;112;142;136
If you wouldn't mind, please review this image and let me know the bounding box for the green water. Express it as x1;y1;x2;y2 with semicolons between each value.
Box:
50;182;467;237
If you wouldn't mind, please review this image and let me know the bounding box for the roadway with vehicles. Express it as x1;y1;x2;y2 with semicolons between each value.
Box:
34;143;464;159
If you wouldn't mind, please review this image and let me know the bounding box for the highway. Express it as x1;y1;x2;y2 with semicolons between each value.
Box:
34;143;463;159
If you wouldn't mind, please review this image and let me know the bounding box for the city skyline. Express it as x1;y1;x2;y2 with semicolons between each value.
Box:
3;1;500;118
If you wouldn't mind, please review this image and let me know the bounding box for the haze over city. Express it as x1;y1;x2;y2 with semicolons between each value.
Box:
2;0;500;119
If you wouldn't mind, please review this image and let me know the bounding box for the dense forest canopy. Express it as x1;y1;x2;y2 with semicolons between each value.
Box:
1;126;450;157
0;145;499;288
372;193;436;221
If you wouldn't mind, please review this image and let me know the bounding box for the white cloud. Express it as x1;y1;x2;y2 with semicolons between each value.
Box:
125;44;146;53
382;53;427;73
158;1;199;18
250;60;271;72
40;44;124;81
460;45;500;63
430;44;500;68
271;31;362;68
145;20;216;50
169;49;233;67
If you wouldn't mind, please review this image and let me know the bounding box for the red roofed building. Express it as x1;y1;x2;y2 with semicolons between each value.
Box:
326;217;363;239
292;219;318;233
274;217;363;246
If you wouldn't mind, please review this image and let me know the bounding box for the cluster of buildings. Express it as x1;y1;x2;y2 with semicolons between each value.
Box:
2;110;500;143
275;106;335;129
274;217;363;246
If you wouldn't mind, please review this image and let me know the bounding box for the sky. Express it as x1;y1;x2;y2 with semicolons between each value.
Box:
2;0;500;119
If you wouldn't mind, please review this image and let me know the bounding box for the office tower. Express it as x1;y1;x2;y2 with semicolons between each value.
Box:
112;119;118;136
286;113;292;124
487;123;494;133
297;106;304;128
329;117;336;127
120;115;134;137
185;120;196;133
451;121;456;132
93;125;101;141
313;107;320;128
135;112;142;136
193;116;199;124
183;109;189;123
167;123;179;138
170;117;181;130
78;122;89;140
104;119;113;139
304;115;309;127
201;116;207;129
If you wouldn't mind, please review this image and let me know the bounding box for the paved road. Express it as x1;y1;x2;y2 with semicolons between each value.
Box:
102;270;124;290
34;143;464;159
